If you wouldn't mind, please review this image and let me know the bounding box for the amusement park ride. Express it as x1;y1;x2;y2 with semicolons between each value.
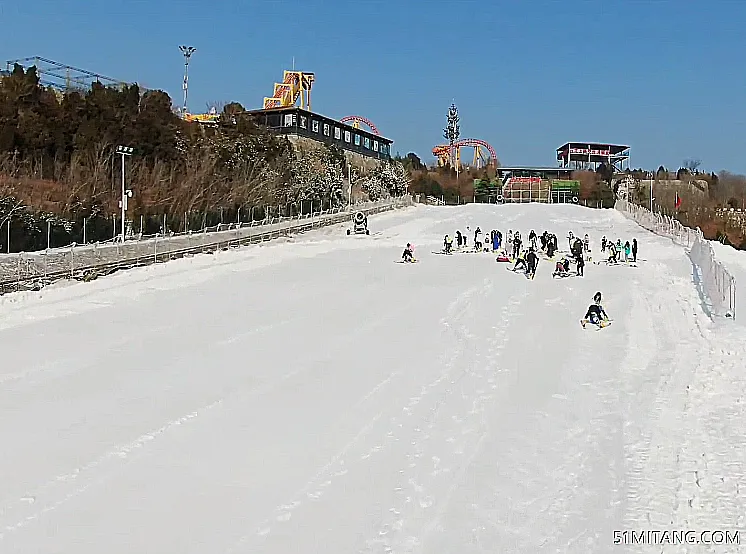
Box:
432;139;498;170
180;70;384;138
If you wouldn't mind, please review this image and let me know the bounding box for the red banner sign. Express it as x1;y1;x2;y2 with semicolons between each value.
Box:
568;147;611;156
508;177;542;185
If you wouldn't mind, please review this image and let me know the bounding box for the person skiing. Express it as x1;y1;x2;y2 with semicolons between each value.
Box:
632;238;638;262
525;247;538;278
571;238;584;260
529;230;538;249
607;242;618;263
474;227;483;250
624;240;631;262
402;243;415;263
575;252;585;276
583;234;590;253
581;292;610;327
444;235;453;254
601;235;607;252
455;230;463;249
513;233;522;259
546;234;557;258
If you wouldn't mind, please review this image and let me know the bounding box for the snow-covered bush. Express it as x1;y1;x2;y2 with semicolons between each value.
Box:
281;145;345;207
358;160;410;201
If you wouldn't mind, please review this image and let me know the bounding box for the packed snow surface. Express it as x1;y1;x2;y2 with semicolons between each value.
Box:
0;204;744;553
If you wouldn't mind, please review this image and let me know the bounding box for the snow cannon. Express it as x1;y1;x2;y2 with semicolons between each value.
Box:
347;211;370;235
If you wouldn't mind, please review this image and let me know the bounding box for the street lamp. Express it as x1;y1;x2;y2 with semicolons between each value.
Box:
179;45;196;115
348;165;353;210
116;145;134;243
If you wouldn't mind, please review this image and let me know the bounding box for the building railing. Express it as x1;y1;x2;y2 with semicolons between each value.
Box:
615;199;736;320
0;196;413;295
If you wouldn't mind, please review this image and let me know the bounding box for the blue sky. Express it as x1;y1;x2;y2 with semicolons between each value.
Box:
3;0;746;172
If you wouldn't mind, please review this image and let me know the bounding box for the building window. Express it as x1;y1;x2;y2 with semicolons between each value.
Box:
284;114;294;127
312;120;319;132
323;123;330;136
364;137;370;149
354;134;361;146
373;140;379;152
344;130;351;143
300;116;307;129
334;127;341;140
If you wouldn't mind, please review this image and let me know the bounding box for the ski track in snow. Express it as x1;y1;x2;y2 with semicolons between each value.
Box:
0;203;744;553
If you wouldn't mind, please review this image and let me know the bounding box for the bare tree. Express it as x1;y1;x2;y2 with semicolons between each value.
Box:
683;158;702;173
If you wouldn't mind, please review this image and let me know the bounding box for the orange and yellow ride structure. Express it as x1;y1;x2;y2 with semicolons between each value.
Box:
432;139;498;169
263;70;315;110
183;110;220;125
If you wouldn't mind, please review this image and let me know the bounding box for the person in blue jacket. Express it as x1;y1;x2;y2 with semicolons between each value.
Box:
492;231;501;251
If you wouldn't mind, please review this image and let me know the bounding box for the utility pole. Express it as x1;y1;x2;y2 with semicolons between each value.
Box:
443;102;460;182
179;45;196;115
116;146;134;243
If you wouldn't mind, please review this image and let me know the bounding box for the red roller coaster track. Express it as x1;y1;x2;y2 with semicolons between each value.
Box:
340;115;380;135
432;138;498;166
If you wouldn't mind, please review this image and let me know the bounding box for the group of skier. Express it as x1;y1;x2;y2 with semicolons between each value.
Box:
399;228;615;328
600;236;638;264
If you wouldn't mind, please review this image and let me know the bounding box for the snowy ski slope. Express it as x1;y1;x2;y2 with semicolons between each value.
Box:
0;203;743;553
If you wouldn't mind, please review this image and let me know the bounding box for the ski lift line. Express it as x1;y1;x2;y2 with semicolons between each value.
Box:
6;56;126;85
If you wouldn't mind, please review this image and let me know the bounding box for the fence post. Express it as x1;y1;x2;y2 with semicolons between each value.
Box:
154;234;158;263
70;243;75;278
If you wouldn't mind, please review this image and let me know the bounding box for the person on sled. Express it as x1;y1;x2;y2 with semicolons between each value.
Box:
512;253;527;272
402;243;415;262
553;257;571;277
581;293;610;327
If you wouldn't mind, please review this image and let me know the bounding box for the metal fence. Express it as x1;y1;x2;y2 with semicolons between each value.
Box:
616;199;736;319
0;196;413;295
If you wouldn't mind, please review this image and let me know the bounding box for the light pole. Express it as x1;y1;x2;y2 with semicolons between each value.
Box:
179;45;196;115
348;165;353;210
116;146;134;243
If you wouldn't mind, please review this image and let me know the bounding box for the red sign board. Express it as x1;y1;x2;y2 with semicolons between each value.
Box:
568;147;611;157
508;177;542;185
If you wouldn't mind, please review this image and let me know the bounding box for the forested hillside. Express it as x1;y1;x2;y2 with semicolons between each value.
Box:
0;64;408;252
